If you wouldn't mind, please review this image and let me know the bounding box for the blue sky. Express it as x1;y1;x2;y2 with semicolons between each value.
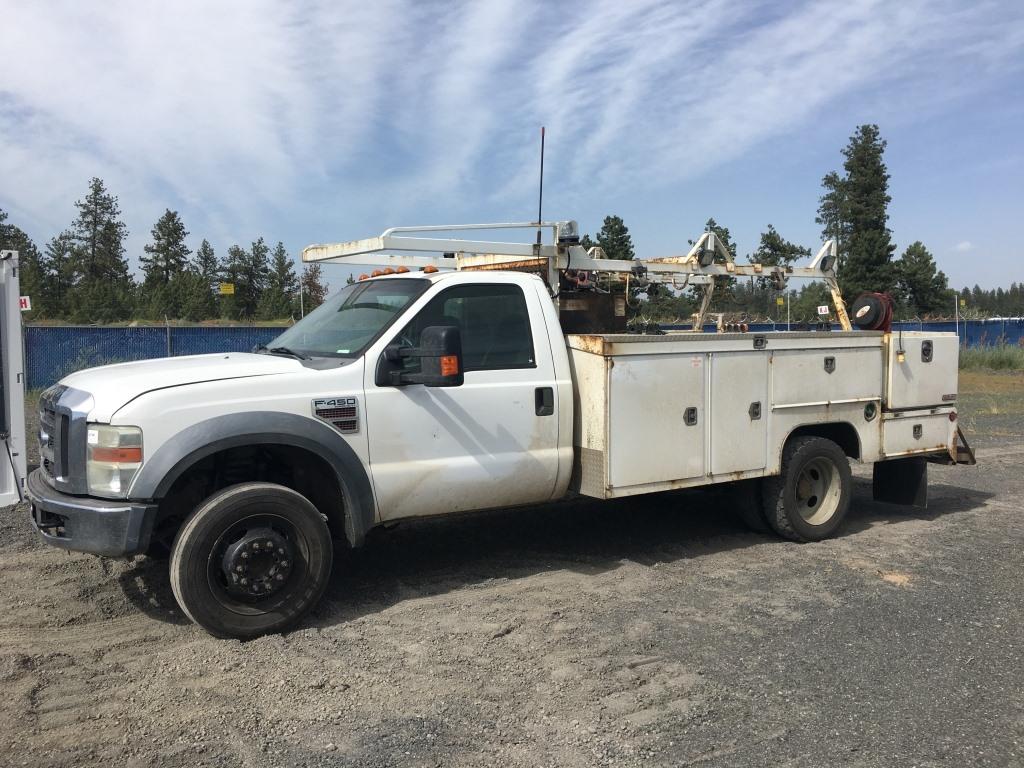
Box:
1;0;1022;290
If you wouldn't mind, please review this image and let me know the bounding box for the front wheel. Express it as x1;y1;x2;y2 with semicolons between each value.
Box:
762;437;851;542
170;483;333;639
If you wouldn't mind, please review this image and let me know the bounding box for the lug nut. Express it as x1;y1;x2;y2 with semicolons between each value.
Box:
240;577;248;585
266;541;274;548
280;560;289;568
241;552;249;559
276;573;285;581
236;565;244;572
252;542;261;550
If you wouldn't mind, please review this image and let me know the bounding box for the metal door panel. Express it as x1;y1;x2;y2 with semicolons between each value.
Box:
607;353;705;487
710;352;768;474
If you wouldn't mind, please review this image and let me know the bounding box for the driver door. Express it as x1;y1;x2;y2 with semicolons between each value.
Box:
362;280;560;520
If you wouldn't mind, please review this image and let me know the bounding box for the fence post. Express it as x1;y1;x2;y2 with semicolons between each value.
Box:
165;317;172;357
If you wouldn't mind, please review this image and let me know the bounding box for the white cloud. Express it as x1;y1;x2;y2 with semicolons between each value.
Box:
0;0;1022;265
954;241;975;252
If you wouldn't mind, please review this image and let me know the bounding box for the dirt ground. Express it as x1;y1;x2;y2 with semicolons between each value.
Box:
1;375;1022;767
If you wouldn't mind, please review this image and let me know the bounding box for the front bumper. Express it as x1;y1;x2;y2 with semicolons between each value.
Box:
26;468;157;557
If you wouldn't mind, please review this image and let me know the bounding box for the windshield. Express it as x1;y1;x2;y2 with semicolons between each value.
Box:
268;278;429;358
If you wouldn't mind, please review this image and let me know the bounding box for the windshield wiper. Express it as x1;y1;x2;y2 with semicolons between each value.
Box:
260;345;309;360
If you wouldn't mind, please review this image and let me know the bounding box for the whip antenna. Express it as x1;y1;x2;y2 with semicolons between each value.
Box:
536;126;545;245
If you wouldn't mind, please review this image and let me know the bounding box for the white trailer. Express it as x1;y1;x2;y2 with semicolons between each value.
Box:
0;250;27;508
23;221;974;638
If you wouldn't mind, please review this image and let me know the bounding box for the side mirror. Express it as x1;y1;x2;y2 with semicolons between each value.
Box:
374;325;464;387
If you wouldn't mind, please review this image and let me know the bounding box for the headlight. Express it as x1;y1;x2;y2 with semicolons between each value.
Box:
86;424;143;498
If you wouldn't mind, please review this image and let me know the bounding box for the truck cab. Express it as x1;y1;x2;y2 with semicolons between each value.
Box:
28;271;573;637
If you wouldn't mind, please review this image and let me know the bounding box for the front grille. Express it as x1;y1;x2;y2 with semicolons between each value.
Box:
39;401;59;479
38;385;72;485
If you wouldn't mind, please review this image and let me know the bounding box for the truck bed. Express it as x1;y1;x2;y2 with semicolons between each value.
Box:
566;330;959;499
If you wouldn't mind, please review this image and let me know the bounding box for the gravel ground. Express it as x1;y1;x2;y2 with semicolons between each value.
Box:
1;382;1021;767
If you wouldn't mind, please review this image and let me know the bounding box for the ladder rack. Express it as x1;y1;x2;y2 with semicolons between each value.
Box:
302;220;851;331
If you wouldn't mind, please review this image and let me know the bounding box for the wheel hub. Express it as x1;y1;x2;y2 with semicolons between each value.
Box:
795;457;839;525
221;527;294;598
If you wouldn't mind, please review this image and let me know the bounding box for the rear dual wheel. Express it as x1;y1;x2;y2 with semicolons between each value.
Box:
170;483;333;639
761;437;851;542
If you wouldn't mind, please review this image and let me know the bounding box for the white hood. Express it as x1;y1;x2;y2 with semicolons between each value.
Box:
61;352;304;422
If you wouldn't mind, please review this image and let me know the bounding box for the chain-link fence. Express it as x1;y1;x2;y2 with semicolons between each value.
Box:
24;325;286;390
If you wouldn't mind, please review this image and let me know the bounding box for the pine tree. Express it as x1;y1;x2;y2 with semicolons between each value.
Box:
218;239;269;319
815;171;849;247
596;215;635;261
193;239;219;289
177;271;216;321
43;231;77;315
178;238;218;321
219;244;248;319
243;237;270;317
300;263;328;313
754;225;809;268
141;209;190;286
67;177;134;322
140;209;191;319
897;241;951;316
258;242;298;319
817;125;897;301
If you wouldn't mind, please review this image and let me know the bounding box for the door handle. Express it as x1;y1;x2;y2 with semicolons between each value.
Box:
535;387;554;416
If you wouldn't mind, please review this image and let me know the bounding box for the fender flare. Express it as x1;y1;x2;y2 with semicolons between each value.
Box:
782;420;863;465
128;412;376;546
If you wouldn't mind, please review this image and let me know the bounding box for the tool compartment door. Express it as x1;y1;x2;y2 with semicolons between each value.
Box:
710;352;768;475
881;410;956;458
607;353;705;488
886;334;959;410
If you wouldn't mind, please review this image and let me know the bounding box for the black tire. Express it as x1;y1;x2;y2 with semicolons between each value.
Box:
762;437;851;542
730;479;772;534
170;483;333;639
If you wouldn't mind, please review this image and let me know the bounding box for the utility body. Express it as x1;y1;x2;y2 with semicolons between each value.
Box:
23;222;975;638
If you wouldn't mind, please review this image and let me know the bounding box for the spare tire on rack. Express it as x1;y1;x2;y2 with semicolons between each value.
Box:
850;292;894;331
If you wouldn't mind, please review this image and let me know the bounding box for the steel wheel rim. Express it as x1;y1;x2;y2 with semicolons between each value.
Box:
795;457;841;525
206;513;311;617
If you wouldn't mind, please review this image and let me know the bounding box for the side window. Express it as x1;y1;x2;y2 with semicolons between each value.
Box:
397;283;535;372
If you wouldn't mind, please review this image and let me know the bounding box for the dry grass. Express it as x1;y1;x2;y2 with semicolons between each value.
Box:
957;370;1024;444
959;344;1024;371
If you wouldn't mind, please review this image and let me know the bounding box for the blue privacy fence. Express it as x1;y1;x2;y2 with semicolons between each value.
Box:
24;325;286;390
22;318;1024;390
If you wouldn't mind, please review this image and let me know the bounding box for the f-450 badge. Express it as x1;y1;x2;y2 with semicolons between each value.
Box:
312;397;359;434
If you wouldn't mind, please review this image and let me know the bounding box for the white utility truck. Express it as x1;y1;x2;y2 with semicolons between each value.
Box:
26;222;974;638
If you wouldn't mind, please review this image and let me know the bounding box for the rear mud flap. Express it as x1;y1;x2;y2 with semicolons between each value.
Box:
873;457;927;507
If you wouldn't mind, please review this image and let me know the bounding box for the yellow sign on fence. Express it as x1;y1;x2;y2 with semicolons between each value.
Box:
218;282;235;296
776;296;785;306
